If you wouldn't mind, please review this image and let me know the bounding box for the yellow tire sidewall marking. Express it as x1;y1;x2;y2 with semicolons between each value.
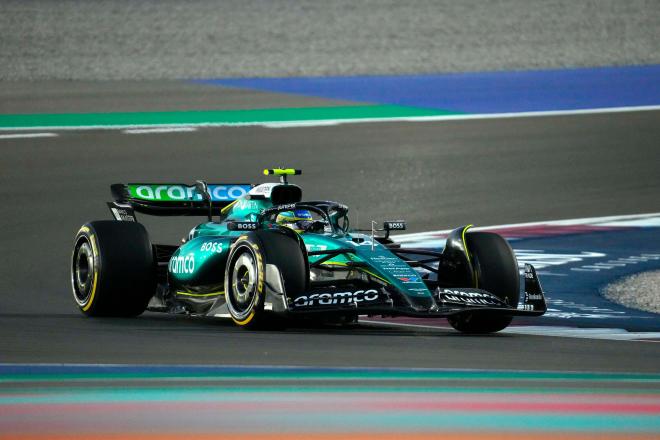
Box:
461;224;477;288
81;230;99;312
232;241;264;326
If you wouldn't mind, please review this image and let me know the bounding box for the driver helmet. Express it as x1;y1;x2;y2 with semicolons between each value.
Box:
276;209;314;233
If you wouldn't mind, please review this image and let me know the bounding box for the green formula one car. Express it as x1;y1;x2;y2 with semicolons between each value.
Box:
71;168;547;333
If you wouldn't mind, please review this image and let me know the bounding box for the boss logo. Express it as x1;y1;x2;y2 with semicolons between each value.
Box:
228;222;258;231
200;241;223;253
237;223;257;230
384;221;406;230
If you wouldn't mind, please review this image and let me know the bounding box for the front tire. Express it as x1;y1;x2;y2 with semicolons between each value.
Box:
225;231;307;328
71;221;156;317
225;237;264;326
447;232;520;334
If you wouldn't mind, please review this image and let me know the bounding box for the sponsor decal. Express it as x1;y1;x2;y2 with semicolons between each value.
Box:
234;199;260;211
384;221;406;230
228;222;258;231
169;253;195;274
128;184;250;202
409;287;431;294
249;183;278;197
209;185;249;201
276;203;297;210
260;203;298;217
306;244;328;252
438;288;503;306
371;255;400;262
397;276;419;283
525;292;544;301
200;241;223;253
110;207;135;222
348;239;379;247
293;289;380;307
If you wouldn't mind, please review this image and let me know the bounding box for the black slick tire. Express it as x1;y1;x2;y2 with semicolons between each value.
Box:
71;221;156;317
447;232;520;334
224;230;307;329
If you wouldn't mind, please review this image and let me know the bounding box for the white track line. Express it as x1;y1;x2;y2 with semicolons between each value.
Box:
360;320;660;341
0;132;58;139
502;326;660;341
1;105;659;132
262;105;660;128
123;127;198;134
393;212;660;242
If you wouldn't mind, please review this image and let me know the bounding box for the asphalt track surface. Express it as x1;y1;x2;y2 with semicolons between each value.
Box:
1;83;660;374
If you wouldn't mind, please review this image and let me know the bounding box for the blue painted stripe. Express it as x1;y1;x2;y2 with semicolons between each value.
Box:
196;65;660;113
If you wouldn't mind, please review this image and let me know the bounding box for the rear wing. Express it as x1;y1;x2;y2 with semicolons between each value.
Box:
110;183;252;216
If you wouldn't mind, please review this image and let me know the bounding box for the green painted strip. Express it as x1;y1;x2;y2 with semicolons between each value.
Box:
0;105;459;129
0;385;656;398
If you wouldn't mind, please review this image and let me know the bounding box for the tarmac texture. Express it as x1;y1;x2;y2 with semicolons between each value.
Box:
0;83;659;372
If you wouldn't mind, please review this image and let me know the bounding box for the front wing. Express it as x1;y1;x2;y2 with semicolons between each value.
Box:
260;264;547;318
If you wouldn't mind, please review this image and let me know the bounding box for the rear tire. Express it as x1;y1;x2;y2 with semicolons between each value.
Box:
447;232;519;334
71;221;156;317
225;230;307;328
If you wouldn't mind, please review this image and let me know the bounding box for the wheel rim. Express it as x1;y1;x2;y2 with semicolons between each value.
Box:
72;239;95;305
230;251;257;315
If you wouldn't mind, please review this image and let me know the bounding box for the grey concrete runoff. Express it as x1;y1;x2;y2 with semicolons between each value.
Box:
604;271;660;314
2;0;660;80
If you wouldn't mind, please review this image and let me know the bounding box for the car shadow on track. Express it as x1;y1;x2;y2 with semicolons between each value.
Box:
133;312;514;338
0;311;516;340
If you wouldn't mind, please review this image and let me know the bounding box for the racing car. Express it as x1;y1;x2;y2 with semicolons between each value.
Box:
71;168;547;333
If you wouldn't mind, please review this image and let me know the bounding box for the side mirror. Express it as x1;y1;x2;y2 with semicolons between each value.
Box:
195;180;212;221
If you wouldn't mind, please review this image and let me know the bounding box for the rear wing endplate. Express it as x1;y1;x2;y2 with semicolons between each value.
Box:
110;183;252;216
